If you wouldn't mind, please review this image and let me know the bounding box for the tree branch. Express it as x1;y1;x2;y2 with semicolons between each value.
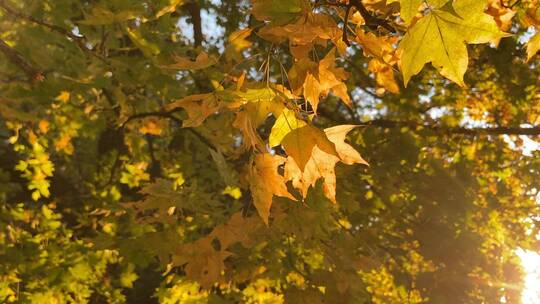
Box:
349;0;395;33
364;119;540;136
184;1;204;47
0;38;43;82
318;106;540;136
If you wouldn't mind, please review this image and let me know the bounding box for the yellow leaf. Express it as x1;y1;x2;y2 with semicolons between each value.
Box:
303;73;321;113
139;119;163;135
398;0;508;86
399;0;450;25
55;91;70;103
526;32;540;62
222;186;242;199
368;59;400;94
156;0;184;18
355;30;398;64
281;125;337;172
269;108;306;147
226;28;252;62
126;27;160;57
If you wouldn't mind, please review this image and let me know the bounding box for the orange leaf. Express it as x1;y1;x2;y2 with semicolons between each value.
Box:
160;52;217;70
281;125;337;171
249;153;295;224
165;94;218;127
285;125;367;203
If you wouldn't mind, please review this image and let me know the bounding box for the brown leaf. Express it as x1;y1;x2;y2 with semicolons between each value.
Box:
233;110;265;150
160;52;217;70
172;238;232;288
165;94;218;127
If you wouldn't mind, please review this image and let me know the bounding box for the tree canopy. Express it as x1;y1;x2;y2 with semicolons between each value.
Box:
1;0;540;303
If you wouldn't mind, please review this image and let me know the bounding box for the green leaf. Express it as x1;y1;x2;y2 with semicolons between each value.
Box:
398;0;508;86
252;0;309;24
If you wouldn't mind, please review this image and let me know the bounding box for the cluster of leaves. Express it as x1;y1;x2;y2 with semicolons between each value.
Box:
1;0;540;303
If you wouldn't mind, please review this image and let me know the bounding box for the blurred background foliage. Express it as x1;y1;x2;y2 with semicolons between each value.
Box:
1;0;540;303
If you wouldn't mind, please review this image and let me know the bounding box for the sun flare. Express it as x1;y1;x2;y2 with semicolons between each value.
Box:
517;249;540;304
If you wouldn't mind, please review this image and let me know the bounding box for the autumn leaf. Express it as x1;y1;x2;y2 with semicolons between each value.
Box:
172;238;232;288
287;50;350;113
55;91;70;103
160;52;217;70
398;0;508;86
165;94;218;127
284;125;367;203
249;153;295;224
139;118;164;135
156;0;184;18
526;32;540;62
281;125;337;172
225;28;253;62
486;0;516;33
233;110;266;150
398;0;449;25
369;59;400;95
269;108;307;147
303;73;321;112
210;212;262;249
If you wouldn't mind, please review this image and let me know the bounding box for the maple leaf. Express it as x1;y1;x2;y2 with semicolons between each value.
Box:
249;153;295;224
124;179;182;224
356;30;400;94
398;0;449;25
526;32;540;62
160;52;217;70
210;212;263;249
234;87;285;149
284;125;367;203
225;28;253;62
398;0;508;87
172;238;232;288
287;50;351;113
281;125;337;172
233;110;266;150
486;0;516;33
369;59;400;95
165;94;218;127
316;49;351;108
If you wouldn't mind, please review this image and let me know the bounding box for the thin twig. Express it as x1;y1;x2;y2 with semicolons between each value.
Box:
349;0;396;33
342;5;353;46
